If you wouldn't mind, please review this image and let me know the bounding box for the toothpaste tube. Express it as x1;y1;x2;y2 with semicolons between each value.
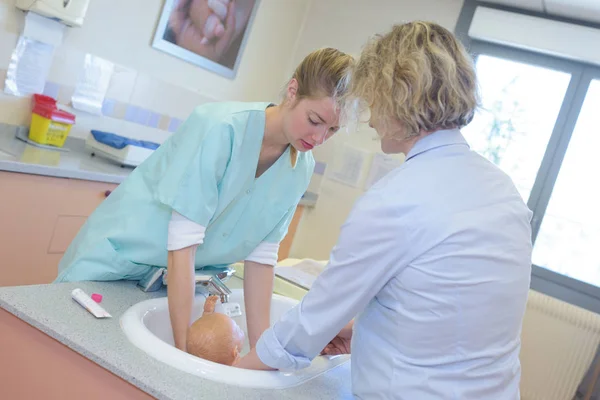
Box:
71;288;111;318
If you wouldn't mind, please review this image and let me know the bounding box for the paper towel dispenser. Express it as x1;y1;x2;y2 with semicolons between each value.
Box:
15;0;90;27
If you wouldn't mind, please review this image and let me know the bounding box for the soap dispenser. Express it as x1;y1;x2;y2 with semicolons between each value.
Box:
15;0;91;27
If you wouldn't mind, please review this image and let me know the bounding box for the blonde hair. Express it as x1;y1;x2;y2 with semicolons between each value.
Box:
285;48;354;163
288;47;354;109
351;21;479;138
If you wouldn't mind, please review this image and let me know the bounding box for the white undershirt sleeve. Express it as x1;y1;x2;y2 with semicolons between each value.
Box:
167;210;207;251
245;242;280;266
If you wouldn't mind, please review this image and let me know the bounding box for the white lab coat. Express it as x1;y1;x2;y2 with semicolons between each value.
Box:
257;129;533;400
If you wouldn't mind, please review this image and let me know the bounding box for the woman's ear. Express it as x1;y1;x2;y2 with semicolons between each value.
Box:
286;78;299;103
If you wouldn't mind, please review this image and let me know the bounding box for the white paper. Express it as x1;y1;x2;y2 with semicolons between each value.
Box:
71;54;114;115
4;36;54;96
326;144;369;188
215;302;243;318
364;153;403;190
23;12;65;46
274;259;327;290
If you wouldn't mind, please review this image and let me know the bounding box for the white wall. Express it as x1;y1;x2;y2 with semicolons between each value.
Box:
290;0;465;260
61;0;309;102
0;0;311;140
0;0;466;259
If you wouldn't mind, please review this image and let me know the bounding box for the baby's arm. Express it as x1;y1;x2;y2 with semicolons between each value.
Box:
203;295;219;315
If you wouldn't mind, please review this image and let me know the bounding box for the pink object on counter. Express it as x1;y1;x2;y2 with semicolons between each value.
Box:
91;293;103;303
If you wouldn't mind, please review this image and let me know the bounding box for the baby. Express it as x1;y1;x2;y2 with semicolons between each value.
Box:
186;295;245;366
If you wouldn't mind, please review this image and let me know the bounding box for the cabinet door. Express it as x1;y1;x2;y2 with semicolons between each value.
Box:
0;172;118;286
0;171;68;286
59;179;117;217
47;179;118;256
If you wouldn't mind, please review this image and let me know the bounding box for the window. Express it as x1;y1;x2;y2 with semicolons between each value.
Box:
456;0;600;313
462;55;571;201
533;80;600;287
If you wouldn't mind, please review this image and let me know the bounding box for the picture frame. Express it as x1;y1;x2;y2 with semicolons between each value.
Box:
152;0;261;79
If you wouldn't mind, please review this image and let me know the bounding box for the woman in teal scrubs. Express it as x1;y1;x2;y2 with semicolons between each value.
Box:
55;48;354;351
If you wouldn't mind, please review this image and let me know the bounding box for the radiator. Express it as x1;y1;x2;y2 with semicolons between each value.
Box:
520;290;600;400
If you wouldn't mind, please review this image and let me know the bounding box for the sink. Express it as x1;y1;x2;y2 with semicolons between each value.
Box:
120;289;349;389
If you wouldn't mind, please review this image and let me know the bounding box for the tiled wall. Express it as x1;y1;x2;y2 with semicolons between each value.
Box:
51;64;193;134
0;31;222;141
0;35;214;144
1;65;196;137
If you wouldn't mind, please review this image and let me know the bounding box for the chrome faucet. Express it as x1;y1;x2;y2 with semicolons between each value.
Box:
137;267;235;303
191;270;234;303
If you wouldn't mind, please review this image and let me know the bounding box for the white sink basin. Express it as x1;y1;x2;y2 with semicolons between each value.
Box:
120;289;349;389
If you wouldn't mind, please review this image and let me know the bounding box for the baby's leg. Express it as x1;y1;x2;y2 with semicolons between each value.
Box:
203;295;219;315
208;0;229;20
208;0;229;22
201;0;228;44
202;14;225;44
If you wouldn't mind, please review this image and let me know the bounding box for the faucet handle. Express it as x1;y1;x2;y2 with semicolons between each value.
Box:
159;269;233;303
160;270;214;285
215;267;235;282
207;275;232;303
218;293;230;303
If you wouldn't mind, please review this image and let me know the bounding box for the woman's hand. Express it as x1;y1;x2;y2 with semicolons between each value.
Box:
321;320;354;356
234;346;274;370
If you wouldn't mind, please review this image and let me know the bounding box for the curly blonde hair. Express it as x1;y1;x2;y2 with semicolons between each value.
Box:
351;21;479;138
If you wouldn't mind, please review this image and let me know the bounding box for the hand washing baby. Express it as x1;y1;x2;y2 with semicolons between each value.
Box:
186;295;245;366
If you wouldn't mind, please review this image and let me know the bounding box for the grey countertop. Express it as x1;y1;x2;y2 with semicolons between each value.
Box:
0;124;132;184
0;124;319;206
0;278;352;400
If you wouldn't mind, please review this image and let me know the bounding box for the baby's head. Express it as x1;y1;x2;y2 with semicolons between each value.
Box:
186;295;245;366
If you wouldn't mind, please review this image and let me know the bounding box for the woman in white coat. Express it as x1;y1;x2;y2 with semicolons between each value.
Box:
237;22;533;400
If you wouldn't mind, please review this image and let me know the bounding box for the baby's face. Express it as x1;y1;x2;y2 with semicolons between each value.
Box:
186;296;246;366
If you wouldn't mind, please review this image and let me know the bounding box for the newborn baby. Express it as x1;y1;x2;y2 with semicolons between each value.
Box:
186;295;245;366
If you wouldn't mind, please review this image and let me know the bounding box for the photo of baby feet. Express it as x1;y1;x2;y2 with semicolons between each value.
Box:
201;0;230;45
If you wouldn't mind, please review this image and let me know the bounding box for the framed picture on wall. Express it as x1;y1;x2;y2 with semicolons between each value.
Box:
152;0;260;79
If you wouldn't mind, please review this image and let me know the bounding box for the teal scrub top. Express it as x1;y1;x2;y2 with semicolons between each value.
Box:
55;102;314;282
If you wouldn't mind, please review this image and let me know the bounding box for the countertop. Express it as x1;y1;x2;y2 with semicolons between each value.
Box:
0;124;319;206
0;278;352;400
0;124;132;184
